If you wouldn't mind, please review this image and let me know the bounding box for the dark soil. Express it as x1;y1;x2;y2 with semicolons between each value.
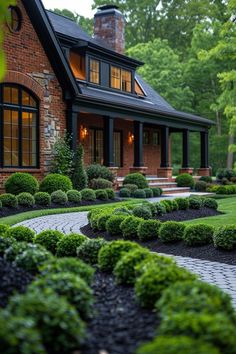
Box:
157;207;221;222
0;257;33;307
81;270;159;354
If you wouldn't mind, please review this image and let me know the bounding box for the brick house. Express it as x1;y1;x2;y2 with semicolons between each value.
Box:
0;0;214;190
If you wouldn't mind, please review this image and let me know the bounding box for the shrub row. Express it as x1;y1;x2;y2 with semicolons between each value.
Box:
207;184;236;195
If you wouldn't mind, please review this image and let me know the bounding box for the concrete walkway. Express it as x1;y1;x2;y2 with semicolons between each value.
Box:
17;211;236;308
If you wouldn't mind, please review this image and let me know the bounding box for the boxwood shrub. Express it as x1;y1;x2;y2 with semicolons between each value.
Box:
5;172;39;195
0;194;18;208
97;213;112;231
0;224;10;236
176;173;194;188
90;177;113;190
133;189;146;199
120;216;142;239
123;184;138;195
51;190;68;205
113;206;132;216
17;192;35;207
141;202;156;216
159;222;185;243
34;192;51;206
195;180;207;192
202;198;218;210
151;187;162;197
56;233;87;257
132;205;152;219
86;164;114;182
6;226;35;243
183;224;215;246
66;190;81;203
154;202;166;215
144;188;153;198
123;173;148;189
105;188;115;199
77;238;108;265
0;236;16;257
98;240;140;272
137;220;161;241
199;175;213;183
135;253;176;278
119;188;131;198
160;200;171;212
95;189;108;201
4;242;32;262
34;230;64;254
213;225;236;250
40;174;72;193
105;215;127;236
81;188;96;201
189;197;202;209
14;246;53;274
175;197;189;210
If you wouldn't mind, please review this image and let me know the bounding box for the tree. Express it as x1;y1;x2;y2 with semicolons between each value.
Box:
50;134;74;177
51;8;93;35
72;144;88;191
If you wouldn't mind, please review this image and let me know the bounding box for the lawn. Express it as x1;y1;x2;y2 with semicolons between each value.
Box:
185;196;236;226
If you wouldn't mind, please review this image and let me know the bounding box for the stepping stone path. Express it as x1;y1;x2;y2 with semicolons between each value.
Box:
17;211;236;308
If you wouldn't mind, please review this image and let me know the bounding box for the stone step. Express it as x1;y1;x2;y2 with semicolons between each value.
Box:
162;187;191;194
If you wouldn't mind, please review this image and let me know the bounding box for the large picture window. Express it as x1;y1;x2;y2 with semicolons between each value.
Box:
0;85;39;168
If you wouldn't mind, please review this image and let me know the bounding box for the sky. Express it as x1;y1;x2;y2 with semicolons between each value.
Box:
42;0;95;18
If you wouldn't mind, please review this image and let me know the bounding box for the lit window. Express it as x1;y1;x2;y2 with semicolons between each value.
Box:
111;66;121;90
121;69;131;92
89;59;100;84
111;66;132;92
70;52;86;80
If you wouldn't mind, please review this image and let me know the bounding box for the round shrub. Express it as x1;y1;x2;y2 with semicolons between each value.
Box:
159;312;236;354
137;220;161;241
183;224;215;246
114;248;150;285
90;177;113;190
123;173;148;189
105;188;115;199
0;193;18;208
105;215;128;236
155;202;166;215
66;189;81;203
7;289;86;353
34;192;51;206
202;198;218;210
113;206;132;216
141;202;156;216
132;205;152;219
81;188;96;201
56;233;87;257
189;197;202;209
136;336;220;354
119;188;131;198
95;189;108;201
77;238;108;265
90;211;103;230
30;272;93;319
98;240;140;272
120;216;142;239
156;280;236;320
51;190;68;205
14;246;53;274
4;241;32;262
123;184;138;195
34;230;64;254
0;224;10;236
195;180;207;192
40;174;72;194
216;168;236;182
213;225;236;250
160;200;171;212
176;173;194;188
6;226;35;243
17;192;35;207
0;236;16;257
86;164;114;182
175;197;189;210
151;187;162;197
40;257;94;285
133;189;146;198
159;222;186;243
171;200;179;211
163;200;175;212
0;200;2;209
135;253;176;278
96;213;111;231
144;188;153;198
135;264;196;308
199;175;213;183
5;172;39;195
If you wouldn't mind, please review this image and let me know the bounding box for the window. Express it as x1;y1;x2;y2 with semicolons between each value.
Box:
143;131;150;145
121;70;131;92
0;85;39;168
153;131;160;146
7;6;22;33
135;79;145;96
70;52;86;80
111;66;132;93
111;66;121;90
89;128;104;164
89;59;100;84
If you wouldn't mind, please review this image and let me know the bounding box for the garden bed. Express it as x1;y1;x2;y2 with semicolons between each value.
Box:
155;207;221;222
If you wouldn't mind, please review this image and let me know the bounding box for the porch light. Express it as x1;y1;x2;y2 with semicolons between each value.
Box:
128;131;134;144
80;125;88;140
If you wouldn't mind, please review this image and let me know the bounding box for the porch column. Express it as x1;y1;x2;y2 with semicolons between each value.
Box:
67;109;78;153
179;129;193;175
198;131;211;176
104;116;114;167
133;121;144;167
157;126;173;178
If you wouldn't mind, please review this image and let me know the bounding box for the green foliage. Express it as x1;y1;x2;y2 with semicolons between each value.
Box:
135;253;176;278
34;230;64;254
40;257;94;285
72;144;88;191
0;236;15;257
159;222;186;243
151;187;162;197
143;188;153;198
213;225;236;250
154;202;166;215
4;242;32;262
51;190;68;205
120;216;142;239
176;173;194;188
195;180;207;192
138;220;161;241
160;200;172;212
34;192;51;206
51;8;93;35
189;197;202;209
124;173;148;189
40;174;72;194
141;201;156;216
95;189;108;201
14;246;53;274
0;200;1;209
0;223;10;236
105;188;115;199
123;184;138;195
136;335;220;354
17;192;35;207
4;172;39;195
7;288;86;353
77;238;108;265
175;197;189;210
119;188;131;198
199;176;213;183
132;205;152;219
215;185;236;195
30;272;93;319
217;168;236;181
86;164;114;182
66;189;81;203
98;240;140;272
105;215;127;236
0;193;18;208
133;189;146;198
90;178;113;190
97;213;111;231
183;224;215;246
51;134;74;177
113;206;132;216
56;233;87;257
81;188;96;201
6;226;35;243
202;198;218;209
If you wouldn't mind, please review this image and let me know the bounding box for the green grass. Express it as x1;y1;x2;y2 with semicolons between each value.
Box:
185;196;236;227
0;200;139;226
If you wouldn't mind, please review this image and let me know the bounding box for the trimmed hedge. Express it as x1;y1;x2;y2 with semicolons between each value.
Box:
90;178;113;190
105;188;115;199
5;172;39;195
176;173;194;188
14;246;53;274
132;205;152;219
175;197;189;210
137;220;161;241
17;192;35;207
195;181;207;192
81;188;96;201
183;224;215;246
97;213;111;231
95;189;108;201
213;225;236;250
56;233;87;257
120;216;142;239
66;190;81;203
123;184;138;195
34;192;51;206
202;198;218;210
86;164;114;182
155;202;166;215
123;173;148;189
0;224;10;236
77;238;108;265
144;188;153;198
189;197;202;209
119;188;131;198
40;174;72;194
6;226;35;243
0;194;18;208
34;230;64;254
106;215;127;236
151;187;162;197
159;222;185;243
133;189;146;198
51;190;68;205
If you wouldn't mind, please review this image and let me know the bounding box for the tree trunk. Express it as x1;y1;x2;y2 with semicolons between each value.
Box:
227;134;235;169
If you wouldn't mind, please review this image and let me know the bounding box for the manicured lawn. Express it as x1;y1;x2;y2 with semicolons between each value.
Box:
185;196;236;226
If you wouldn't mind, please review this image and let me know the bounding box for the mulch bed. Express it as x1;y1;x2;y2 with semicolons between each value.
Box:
81;269;159;354
157;207;222;222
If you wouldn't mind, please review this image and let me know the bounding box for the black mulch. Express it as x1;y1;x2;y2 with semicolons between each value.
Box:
157;207;222;222
81;270;159;354
0;257;33;308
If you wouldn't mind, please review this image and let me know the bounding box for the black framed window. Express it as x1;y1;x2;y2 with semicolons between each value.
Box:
89;59;100;84
153;131;160;146
143;131;150;145
0;84;39;168
110;65;132;93
114;131;123;167
89;128;104;164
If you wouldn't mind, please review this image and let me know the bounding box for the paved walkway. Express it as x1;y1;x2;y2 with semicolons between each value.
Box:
17;211;236;308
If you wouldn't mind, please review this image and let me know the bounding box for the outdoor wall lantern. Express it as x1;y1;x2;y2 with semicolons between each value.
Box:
80;125;89;140
128;131;134;144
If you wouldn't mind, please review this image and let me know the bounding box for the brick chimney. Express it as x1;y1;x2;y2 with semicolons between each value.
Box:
94;5;125;54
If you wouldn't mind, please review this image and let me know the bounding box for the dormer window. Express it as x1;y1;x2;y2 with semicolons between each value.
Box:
89;59;100;84
122;69;131;92
111;66;121;90
110;65;132;93
69;52;86;80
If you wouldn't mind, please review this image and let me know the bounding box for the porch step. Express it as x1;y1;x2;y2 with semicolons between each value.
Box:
162;187;191;194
